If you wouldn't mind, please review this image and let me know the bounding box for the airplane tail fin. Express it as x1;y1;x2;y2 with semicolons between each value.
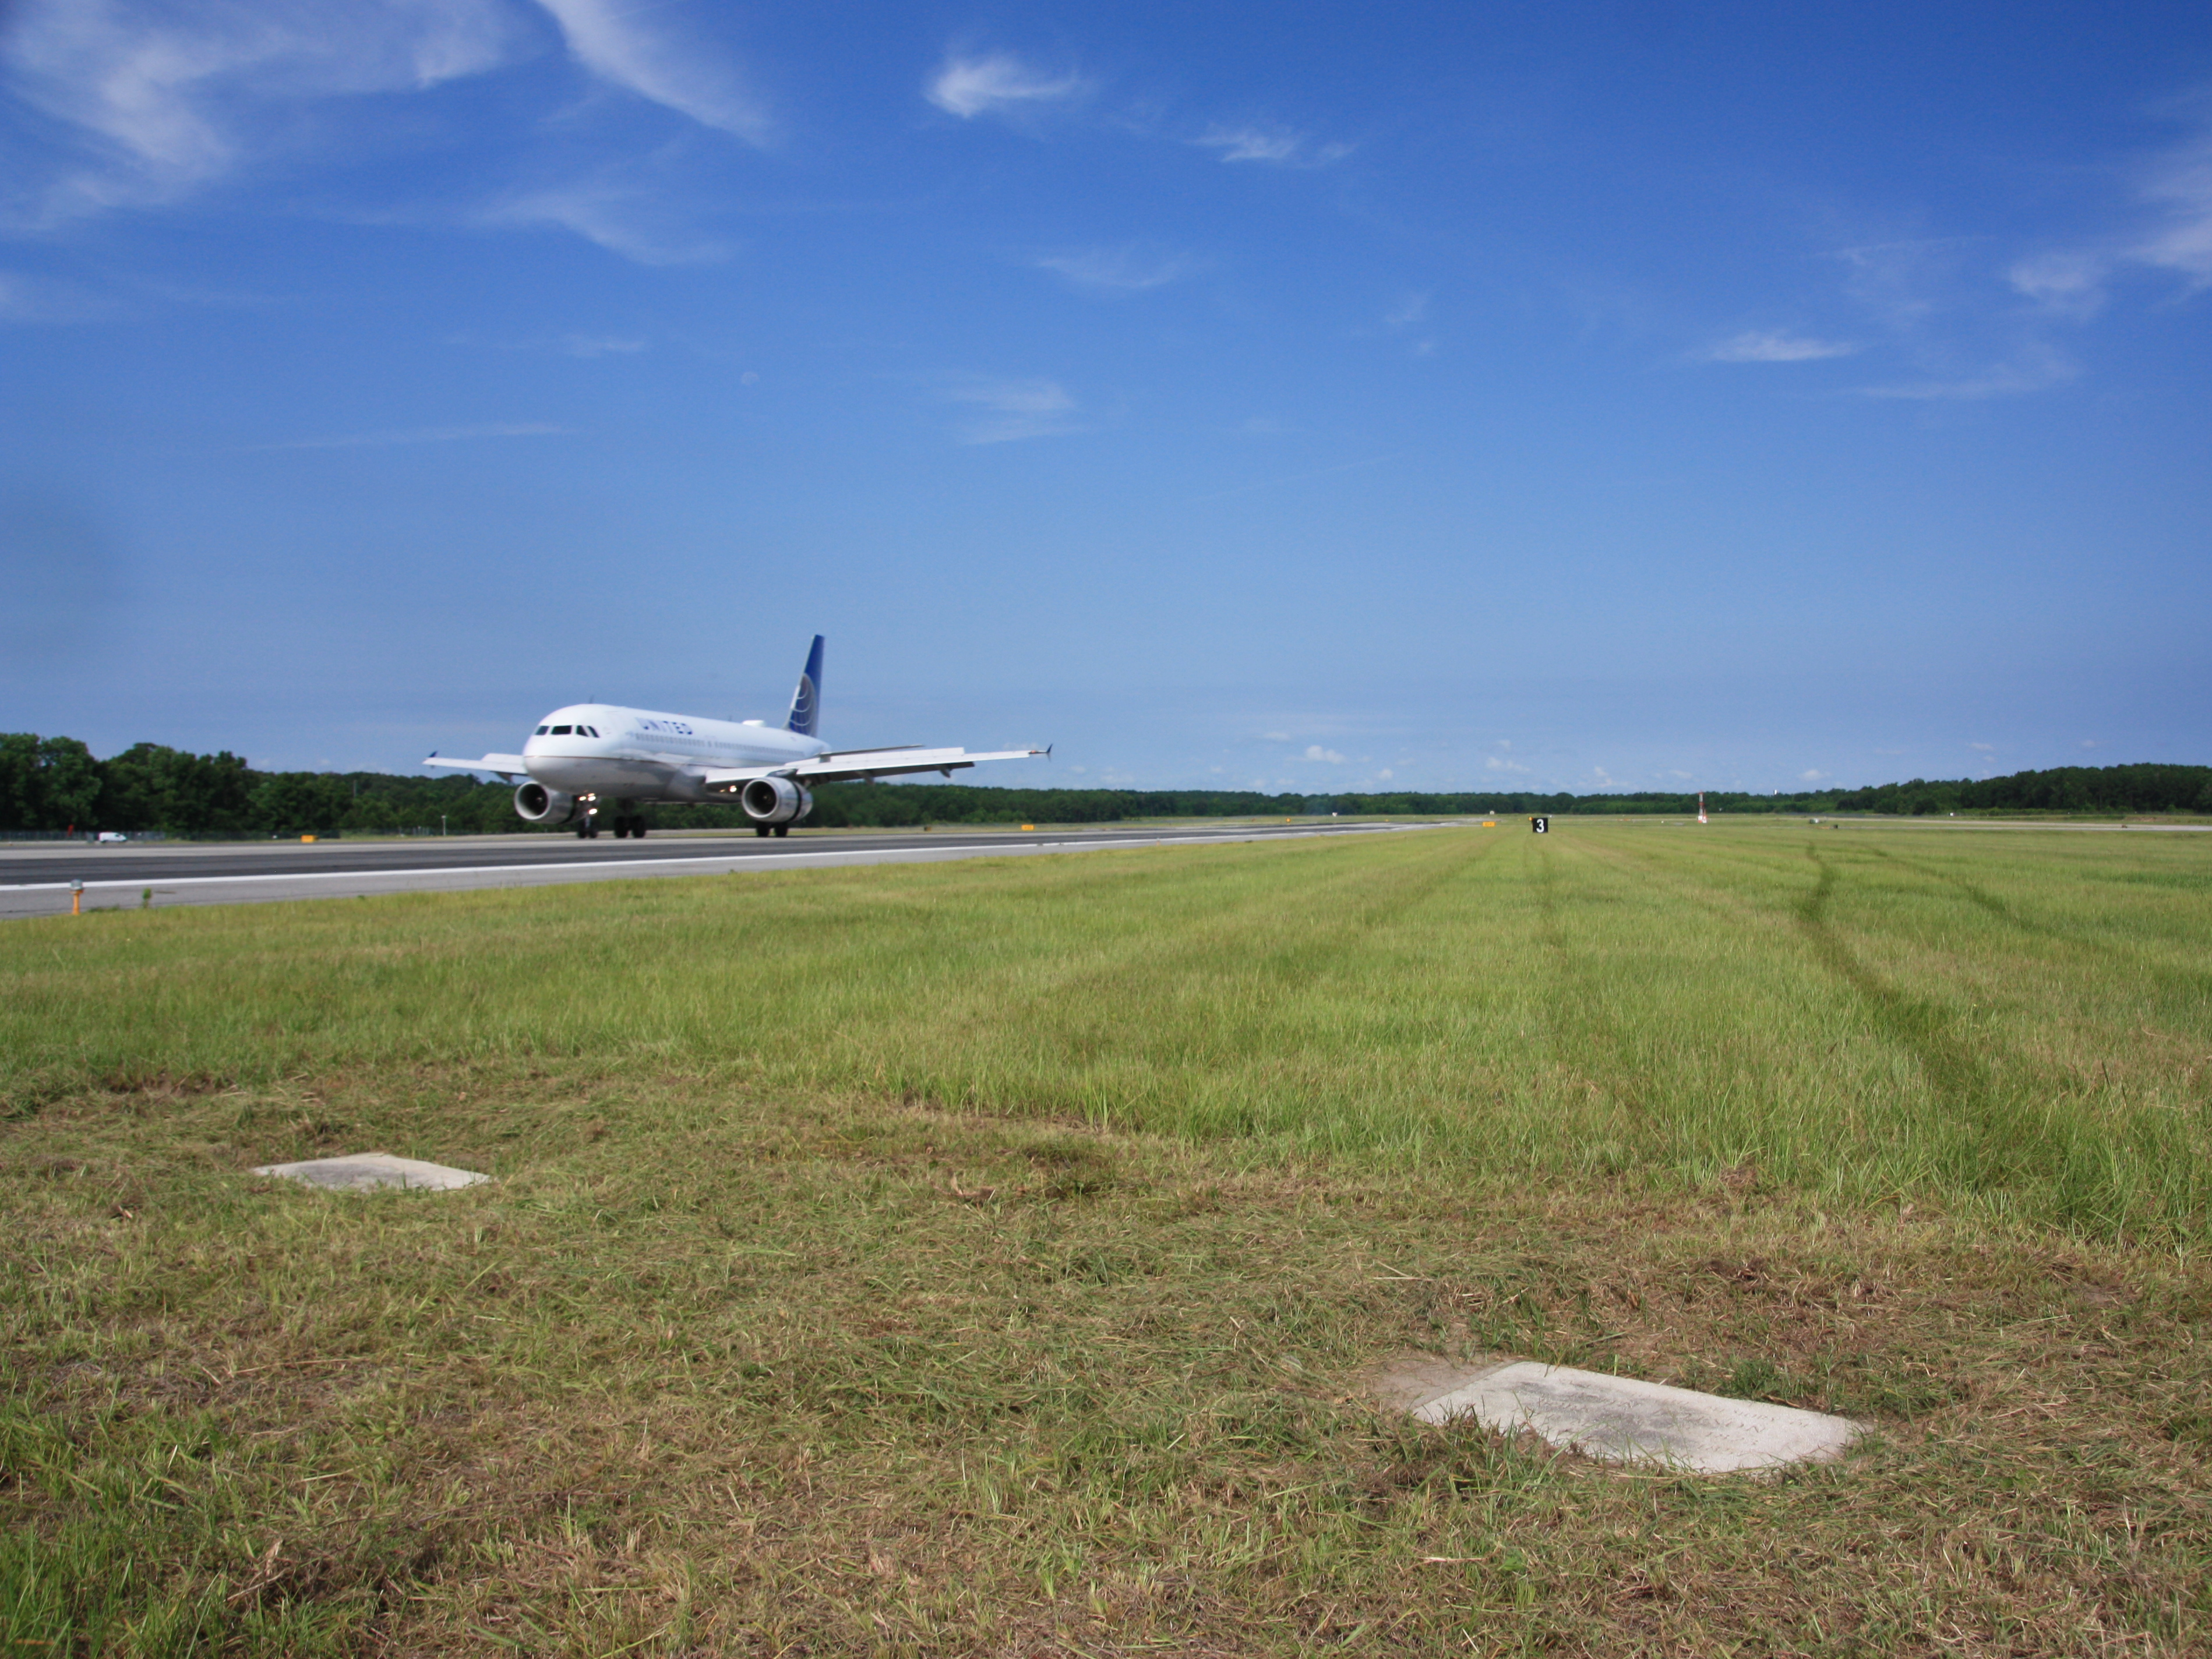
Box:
786;635;824;736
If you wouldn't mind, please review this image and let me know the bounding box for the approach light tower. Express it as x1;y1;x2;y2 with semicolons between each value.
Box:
1697;791;1707;825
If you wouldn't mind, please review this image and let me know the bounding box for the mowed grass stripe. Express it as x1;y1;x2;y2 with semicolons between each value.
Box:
807;824;1494;1128
3;821;2209;1235
1570;823;2212;1229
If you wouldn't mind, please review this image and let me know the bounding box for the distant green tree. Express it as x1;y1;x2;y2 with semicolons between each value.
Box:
248;772;352;836
6;735;2206;838
101;743;256;835
0;733;104;831
0;733;38;828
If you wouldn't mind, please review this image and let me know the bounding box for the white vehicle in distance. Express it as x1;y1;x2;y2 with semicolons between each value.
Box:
425;636;1047;839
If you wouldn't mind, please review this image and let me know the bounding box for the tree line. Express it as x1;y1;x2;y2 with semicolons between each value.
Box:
1828;763;2212;817
4;732;2207;835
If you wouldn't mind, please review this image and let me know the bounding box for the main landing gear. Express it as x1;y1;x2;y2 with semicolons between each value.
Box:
573;797;632;839
578;799;650;839
753;824;790;838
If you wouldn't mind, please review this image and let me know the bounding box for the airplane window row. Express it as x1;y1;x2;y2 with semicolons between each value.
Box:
535;724;602;737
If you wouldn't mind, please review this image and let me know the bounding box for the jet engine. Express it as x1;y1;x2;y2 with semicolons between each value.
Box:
514;782;579;824
740;776;813;825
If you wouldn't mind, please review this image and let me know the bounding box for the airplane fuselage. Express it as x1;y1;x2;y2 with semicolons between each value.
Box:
424;634;1045;834
523;704;827;804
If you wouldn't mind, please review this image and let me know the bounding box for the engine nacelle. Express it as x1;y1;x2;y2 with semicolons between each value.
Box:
514;782;579;824
740;776;813;825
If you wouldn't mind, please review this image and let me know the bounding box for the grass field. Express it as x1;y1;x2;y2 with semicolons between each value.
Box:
3;819;2209;1653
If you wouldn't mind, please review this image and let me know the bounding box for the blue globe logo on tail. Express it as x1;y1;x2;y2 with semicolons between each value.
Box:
786;635;825;736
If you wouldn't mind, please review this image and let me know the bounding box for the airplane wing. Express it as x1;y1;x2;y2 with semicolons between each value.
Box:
424;753;531;781
700;746;1047;791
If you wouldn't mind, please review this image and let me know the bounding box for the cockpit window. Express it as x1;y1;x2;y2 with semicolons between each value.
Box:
552;724;573;735
535;725;550;735
585;726;599;737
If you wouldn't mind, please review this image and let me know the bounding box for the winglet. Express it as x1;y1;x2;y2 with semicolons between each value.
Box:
786;634;824;737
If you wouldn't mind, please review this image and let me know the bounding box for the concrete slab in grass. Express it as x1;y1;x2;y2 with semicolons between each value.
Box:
251;1152;488;1193
1374;1353;1863;1476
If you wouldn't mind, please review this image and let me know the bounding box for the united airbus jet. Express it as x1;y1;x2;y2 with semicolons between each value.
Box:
425;637;1045;838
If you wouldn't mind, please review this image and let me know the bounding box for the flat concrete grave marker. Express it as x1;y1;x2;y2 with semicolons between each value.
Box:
251;1152;488;1193
1380;1355;1862;1476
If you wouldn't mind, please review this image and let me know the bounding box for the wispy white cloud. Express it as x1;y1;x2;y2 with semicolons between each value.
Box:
1486;754;1529;774
1034;245;1193;294
1304;744;1346;764
2135;119;2212;285
461;328;649;355
1830;238;1964;330
2007;113;2212;317
1800;769;1828;782
530;0;770;143
556;332;644;357
1;0;767;239
2006;250;2108;318
926;52;1079;119
1857;342;2076;400
1196;123;1296;163
1260;730;1291;742
0;269;121;323
1;0;524;224
1384;292;1428;328
485;179;729;265
1378;291;1440;355
1815;235;2087;397
1703;329;1857;363
1193;123;1350;166
943;377;1079;444
248;422;571;451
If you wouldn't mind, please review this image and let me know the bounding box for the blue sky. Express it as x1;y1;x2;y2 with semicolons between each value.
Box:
3;1;2209;794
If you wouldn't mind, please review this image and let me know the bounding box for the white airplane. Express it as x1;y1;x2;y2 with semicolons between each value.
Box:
424;636;1046;838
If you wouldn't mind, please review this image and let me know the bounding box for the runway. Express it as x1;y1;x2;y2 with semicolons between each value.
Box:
0;821;1418;919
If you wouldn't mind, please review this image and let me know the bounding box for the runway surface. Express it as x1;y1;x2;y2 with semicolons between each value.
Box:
0;821;1417;919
